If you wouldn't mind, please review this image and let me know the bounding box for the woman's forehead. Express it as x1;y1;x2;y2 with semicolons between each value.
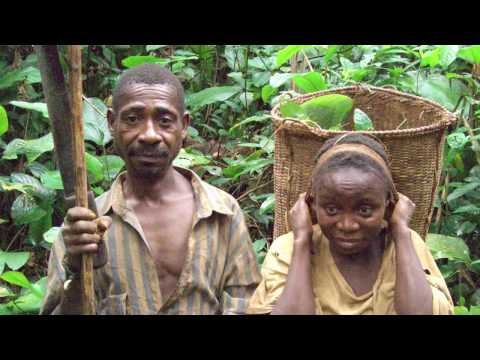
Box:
314;168;388;195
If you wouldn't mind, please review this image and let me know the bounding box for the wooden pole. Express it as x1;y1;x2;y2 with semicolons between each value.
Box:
68;45;96;315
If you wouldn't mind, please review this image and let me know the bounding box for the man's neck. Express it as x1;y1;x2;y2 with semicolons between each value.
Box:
123;166;180;203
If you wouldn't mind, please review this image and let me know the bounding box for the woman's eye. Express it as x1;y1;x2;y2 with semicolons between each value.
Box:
358;206;372;217
325;206;338;216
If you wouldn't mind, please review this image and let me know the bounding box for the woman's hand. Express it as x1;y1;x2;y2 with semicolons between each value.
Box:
390;193;416;233
289;193;314;246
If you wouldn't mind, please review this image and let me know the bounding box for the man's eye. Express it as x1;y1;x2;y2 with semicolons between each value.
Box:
126;115;138;123
325;206;338;216
159;117;172;125
358;206;372;217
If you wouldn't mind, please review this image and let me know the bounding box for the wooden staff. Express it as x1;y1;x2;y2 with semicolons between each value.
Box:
68;45;95;315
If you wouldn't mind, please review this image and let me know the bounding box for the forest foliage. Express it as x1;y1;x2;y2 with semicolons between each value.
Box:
0;45;479;315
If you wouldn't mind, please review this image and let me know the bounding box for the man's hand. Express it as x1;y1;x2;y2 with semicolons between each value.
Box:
62;207;112;271
289;193;314;246
390;193;415;233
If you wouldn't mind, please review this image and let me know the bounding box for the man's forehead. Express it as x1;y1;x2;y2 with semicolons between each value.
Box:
115;83;183;110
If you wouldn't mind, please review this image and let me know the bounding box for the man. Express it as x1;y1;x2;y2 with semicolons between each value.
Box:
41;64;261;315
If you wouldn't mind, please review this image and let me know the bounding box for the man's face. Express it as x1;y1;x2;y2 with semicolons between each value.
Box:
313;167;388;256
107;83;190;179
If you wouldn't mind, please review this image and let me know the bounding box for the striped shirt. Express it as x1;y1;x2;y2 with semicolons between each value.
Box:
40;167;261;315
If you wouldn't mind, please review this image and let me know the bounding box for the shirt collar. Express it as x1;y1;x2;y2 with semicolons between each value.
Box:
97;166;234;218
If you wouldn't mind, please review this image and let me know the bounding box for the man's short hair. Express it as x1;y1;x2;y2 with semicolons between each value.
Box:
112;63;185;113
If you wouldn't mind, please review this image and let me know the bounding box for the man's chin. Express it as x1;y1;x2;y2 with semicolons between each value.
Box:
131;164;169;179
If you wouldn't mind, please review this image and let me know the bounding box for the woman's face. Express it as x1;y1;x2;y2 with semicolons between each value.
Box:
313;167;389;256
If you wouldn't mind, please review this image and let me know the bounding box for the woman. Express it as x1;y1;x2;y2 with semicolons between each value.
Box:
247;133;453;315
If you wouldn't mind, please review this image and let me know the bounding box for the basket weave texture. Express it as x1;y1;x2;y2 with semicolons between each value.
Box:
272;85;457;241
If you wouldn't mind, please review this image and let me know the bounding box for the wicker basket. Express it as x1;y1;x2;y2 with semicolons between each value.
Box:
272;85;457;241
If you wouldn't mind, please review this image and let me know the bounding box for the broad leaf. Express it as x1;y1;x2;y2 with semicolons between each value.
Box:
0;104;8;136
259;194;275;215
98;155;125;182
426;233;471;263
293;72;327;93
261;85;277;103
10;193;47;225
122;56;168;68
0;66;41;90
2;133;54;163
301;94;354;129
0;271;33;290
186;86;241;109
83;98;112;146
279;102;305;119
417;74;468;111
10;172;56;202
0;251;30;271
43;227;61;245
354;109;374;130
253;239;267;253
9;101;49;118
146;45;166;52
276;45;315;68
85;152;105;183
40;170;63;190
458;45;480;65
447;182;480;203
269;73;296;88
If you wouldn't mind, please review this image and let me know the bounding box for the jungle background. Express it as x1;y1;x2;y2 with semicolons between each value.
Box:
0;45;479;315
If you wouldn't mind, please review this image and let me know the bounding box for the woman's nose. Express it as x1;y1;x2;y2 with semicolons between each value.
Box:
336;214;360;232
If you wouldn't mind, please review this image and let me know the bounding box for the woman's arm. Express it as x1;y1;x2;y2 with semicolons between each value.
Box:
272;194;316;315
392;194;433;315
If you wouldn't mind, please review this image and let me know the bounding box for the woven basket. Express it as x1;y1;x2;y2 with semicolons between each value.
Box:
272;85;457;241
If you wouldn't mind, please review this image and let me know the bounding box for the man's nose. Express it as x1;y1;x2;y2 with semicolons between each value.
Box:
138;120;162;144
336;214;360;232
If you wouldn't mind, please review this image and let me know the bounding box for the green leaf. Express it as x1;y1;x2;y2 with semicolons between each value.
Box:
173;149;211;169
40;170;64;190
83;98;112;146
261;85;277;103
229;115;271;133
203;166;222;176
417;74;468;111
259;194;275;215
10;193;47;225
301;94;354;129
469;260;480;275
0;104;8;136
122;56;168;68
98;155;125;182
453;204;480;215
85;152;104;183
0;271;33;290
354;109;374;130
10;172;56;203
458;45;480;65
0;66;41;90
0;251;30;271
293;72;327;93
439;45;459;68
447;182;480;203
279;101;305;119
9;101;49;118
426;233;471;263
146;45;166;52
253;239;267;253
2;133;54;162
269;73;296;88
186;86;241;109
447;132;468;150
43;227;61;245
276;45;315;68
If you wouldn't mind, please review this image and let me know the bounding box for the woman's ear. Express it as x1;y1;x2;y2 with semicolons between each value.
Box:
306;183;318;225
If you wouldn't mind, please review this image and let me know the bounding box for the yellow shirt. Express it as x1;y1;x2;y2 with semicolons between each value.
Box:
247;225;453;315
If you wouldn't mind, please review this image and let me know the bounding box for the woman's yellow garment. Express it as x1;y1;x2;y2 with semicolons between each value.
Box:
247;225;453;315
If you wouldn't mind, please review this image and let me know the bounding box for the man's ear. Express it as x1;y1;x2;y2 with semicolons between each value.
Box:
107;108;115;134
181;111;191;139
